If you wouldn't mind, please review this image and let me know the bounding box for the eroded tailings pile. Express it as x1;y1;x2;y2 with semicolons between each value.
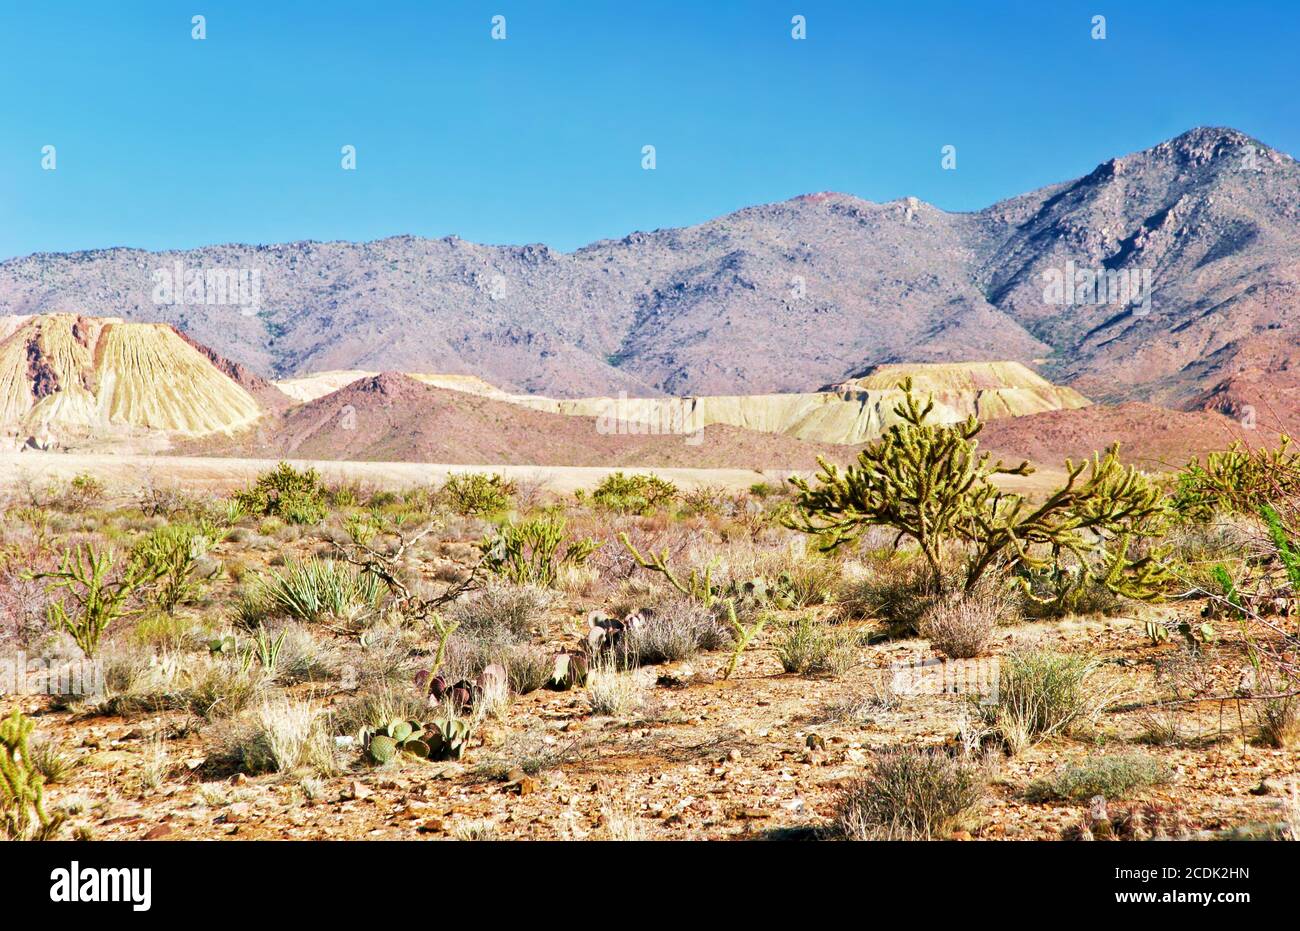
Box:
835;361;1089;423
0;313;262;441
507;360;1089;445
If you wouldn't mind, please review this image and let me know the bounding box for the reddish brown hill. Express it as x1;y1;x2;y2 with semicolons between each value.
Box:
188;372;860;469
977;402;1277;470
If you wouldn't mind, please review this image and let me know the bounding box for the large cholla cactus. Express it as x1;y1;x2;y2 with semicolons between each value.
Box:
786;379;1171;603
0;711;64;841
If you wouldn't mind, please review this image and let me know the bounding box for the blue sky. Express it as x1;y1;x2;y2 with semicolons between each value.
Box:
1;0;1295;259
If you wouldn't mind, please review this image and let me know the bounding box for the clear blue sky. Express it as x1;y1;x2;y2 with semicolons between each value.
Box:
1;0;1295;259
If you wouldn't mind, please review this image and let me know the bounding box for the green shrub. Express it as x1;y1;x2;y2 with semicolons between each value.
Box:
479;513;600;587
233;462;327;525
441;472;516;516
1027;751;1170;801
590;472;678;515
834;748;985;840
31;544;164;658
130;521;219;613
775;615;857;675
787;379;1171;607
58;473;106;513
263;558;384;623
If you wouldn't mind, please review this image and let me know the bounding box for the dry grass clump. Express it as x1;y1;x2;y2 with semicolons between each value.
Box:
185;661;269;720
449;581;552;642
775;615;858;676
916;577;1019;658
832;747;985;840
978;650;1115;754
623;598;729;664
835;553;959;632
221;697;335;775
586;660;646;717
1255;694;1300;749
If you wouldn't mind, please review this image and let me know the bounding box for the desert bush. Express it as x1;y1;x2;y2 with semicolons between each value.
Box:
589;471;678;515
233;461;327;525
979;650;1112;753
56;473;106;513
0;711;65;840
223;698;334;775
333;686;430;737
130;521;219;613
1255;693;1300;749
185;661;268;720
775;615;857;675
441;472;516;516
450;581;552;642
263;557;384;623
1173;437;1300;520
833;748;984;840
917;575;1018;658
131;610;205;652
623;599;730;664
497;643;554;694
835;553;956;631
1027;751;1170;801
31;543;164;657
26;736;75;785
273;624;343;684
479;513;600;587
586;661;645;716
787;379;1171;607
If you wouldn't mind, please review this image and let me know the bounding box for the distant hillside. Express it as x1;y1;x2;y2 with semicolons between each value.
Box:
3;127;1297;422
183;372;861;469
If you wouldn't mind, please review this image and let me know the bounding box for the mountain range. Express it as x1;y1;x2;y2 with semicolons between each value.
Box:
2;126;1296;429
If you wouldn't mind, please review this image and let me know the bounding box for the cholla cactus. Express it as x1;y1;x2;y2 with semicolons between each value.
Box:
0;711;65;841
786;379;1172;604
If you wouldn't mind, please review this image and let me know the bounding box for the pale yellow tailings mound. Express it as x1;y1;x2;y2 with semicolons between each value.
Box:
504;361;1090;445
0;313;262;437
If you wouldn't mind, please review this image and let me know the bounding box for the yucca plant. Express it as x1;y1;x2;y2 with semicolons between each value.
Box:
263;558;384;623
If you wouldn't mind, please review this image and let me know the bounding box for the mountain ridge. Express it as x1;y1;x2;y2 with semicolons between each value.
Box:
2;127;1295;419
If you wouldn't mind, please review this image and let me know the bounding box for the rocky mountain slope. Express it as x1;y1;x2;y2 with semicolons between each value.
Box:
1;128;1295;417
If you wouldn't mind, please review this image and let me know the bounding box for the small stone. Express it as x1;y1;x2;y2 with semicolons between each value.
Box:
143;824;173;840
806;734;826;751
728;749;743;762
344;780;373;801
1251;778;1284;796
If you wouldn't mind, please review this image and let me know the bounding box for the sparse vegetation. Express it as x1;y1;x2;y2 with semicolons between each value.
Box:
1027;751;1170;801
833;748;985;840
